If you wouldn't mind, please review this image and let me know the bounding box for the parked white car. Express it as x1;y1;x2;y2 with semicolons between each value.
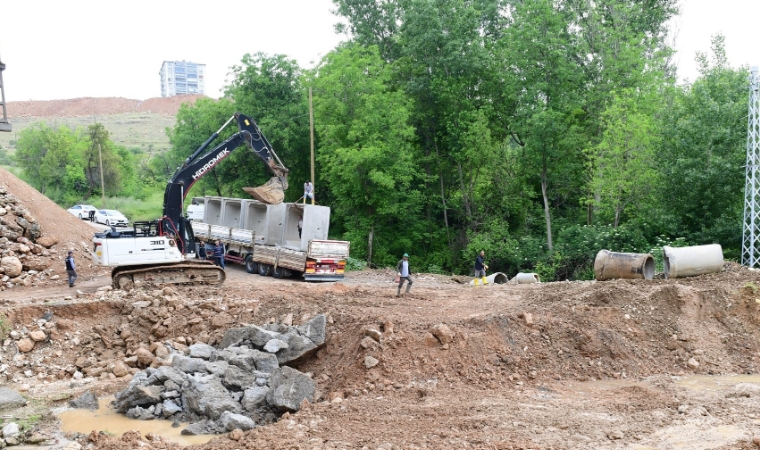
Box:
95;209;129;227
187;198;205;221
67;204;98;220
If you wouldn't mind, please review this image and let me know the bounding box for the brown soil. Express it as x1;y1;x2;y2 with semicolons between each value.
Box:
0;166;105;279
2;176;760;449
6;95;205;118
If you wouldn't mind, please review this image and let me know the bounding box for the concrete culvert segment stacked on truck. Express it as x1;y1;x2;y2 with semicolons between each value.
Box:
192;196;349;281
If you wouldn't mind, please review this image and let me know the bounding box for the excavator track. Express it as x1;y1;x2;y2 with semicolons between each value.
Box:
111;260;225;290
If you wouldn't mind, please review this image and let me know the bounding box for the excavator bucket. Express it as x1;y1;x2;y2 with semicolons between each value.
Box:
243;177;286;204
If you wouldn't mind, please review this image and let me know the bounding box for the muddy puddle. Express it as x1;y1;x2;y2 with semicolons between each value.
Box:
59;398;217;446
675;373;760;391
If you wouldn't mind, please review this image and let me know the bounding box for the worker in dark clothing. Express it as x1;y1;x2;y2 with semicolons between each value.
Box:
396;253;413;297
65;251;77;287
197;240;207;260
213;240;225;269
473;250;489;286
88;210;95;222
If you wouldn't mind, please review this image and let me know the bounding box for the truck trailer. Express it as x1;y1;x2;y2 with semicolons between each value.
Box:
191;197;349;281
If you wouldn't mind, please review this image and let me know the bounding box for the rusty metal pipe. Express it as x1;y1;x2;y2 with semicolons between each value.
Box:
594;250;654;281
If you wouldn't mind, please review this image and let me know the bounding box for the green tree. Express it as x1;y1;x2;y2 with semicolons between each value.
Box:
312;43;423;266
587;90;660;227
655;35;748;250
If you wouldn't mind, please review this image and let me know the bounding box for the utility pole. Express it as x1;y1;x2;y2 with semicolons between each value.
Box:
309;87;315;205
742;66;760;266
99;143;106;208
0;53;11;132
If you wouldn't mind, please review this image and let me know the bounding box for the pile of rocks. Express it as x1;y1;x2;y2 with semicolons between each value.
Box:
0;187;60;290
113;314;326;435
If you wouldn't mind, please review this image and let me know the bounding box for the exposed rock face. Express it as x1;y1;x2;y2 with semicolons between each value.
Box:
113;315;327;436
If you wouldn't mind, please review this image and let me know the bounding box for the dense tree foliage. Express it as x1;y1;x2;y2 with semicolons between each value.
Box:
14;123;148;205
13;1;753;278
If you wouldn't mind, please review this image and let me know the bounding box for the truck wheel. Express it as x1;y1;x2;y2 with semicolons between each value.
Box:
245;255;258;274
273;266;289;279
258;264;271;276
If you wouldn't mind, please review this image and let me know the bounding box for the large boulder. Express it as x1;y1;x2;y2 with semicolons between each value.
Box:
0;388;27;410
241;386;269;412
35;235;58;249
188;343;217;360
172;355;210;374
114;384;164;413
276;315;327;364
22;257;50;272
220;411;256;431
219;325;281;349
0;256;22;277
69;391;99;410
268;366;315;412
217;347;279;374
182;374;241;420
223;365;257;390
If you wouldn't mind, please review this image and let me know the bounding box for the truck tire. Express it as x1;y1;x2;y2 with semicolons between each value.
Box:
245;255;257;274
273;266;290;279
258;263;272;276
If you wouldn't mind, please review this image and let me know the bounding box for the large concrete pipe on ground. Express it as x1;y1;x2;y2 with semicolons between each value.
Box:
594;250;655;281
663;244;723;279
514;272;541;284
468;272;509;285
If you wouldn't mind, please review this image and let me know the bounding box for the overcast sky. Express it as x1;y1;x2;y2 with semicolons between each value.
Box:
0;0;757;102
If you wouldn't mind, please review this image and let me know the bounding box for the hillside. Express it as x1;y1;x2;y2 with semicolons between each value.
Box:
0;95;206;153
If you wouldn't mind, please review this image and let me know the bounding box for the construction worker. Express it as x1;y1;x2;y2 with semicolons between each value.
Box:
473;250;488;286
396;253;413;297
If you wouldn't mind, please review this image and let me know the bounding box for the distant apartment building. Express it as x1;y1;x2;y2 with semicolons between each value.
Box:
159;61;205;97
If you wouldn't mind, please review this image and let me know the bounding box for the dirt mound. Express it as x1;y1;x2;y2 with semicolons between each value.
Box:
0;167;102;281
7;95;205;118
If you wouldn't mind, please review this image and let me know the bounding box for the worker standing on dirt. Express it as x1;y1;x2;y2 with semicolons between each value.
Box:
473;250;489;286
65;251;77;288
396;253;413;297
213;240;225;269
88;209;95;222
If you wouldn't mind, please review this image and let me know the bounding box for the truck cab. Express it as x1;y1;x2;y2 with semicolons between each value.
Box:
187;197;205;221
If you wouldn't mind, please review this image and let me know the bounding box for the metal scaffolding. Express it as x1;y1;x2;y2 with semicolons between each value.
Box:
742;66;760;266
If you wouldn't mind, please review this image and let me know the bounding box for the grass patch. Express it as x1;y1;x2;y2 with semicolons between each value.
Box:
0;315;10;340
95;190;164;223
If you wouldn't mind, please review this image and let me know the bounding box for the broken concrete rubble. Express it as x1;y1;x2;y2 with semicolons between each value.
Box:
112;314;326;435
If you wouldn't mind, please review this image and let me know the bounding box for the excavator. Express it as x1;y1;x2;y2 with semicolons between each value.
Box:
93;112;288;289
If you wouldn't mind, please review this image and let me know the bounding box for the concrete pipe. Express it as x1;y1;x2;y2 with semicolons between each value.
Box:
594;250;655;281
468;272;509;285
514;272;541;284
663;244;723;279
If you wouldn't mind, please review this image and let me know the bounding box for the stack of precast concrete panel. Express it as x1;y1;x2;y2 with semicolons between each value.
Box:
202;197;330;250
